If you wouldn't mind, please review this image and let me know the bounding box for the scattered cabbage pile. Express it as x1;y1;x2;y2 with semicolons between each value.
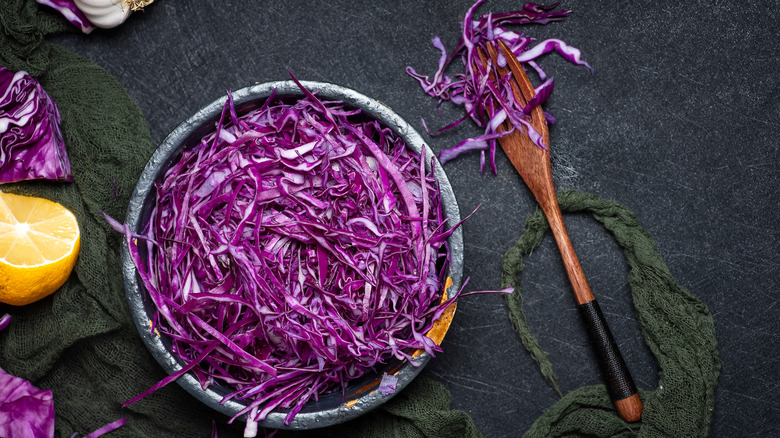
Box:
407;0;592;173
113;79;463;431
0;67;72;184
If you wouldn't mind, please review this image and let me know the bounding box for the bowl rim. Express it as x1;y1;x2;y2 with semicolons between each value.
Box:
121;80;464;430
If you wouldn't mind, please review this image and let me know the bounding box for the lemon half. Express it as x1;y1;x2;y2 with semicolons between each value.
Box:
0;191;80;306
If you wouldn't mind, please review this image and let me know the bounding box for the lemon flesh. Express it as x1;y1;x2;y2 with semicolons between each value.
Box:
0;192;80;306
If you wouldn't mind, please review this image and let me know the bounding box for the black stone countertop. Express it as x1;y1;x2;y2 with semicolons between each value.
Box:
53;1;779;436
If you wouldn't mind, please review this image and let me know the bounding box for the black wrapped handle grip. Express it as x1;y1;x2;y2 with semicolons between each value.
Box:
579;299;642;422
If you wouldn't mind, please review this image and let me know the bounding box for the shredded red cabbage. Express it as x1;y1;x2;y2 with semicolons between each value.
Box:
36;0;96;34
0;67;72;184
377;372;398;396
406;1;592;174
75;418;127;438
113;79;464;430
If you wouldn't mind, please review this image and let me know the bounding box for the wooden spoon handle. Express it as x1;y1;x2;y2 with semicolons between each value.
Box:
545;202;642;422
579;299;643;422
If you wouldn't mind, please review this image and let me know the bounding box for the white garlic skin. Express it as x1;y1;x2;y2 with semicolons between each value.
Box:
74;0;132;29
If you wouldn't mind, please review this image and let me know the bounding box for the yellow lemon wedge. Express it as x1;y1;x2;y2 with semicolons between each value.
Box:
0;191;80;306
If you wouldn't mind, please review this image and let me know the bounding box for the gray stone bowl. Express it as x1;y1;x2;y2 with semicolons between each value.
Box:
121;80;463;430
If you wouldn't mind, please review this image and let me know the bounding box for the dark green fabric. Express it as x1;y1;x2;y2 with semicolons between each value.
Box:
277;377;483;438
1;1;718;437
502;190;720;437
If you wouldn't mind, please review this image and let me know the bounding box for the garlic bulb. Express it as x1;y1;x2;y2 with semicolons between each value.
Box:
73;0;154;29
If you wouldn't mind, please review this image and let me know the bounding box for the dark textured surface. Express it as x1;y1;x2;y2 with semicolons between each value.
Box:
50;1;778;436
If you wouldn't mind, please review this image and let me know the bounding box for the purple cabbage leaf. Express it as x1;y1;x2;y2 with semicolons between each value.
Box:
0;67;72;184
0;316;125;438
36;0;96;34
0;368;55;438
0;314;55;438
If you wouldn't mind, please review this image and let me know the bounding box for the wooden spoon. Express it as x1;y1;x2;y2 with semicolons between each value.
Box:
481;40;643;422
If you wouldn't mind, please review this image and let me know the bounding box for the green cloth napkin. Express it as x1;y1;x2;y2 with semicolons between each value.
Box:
502;190;720;438
1;1;719;437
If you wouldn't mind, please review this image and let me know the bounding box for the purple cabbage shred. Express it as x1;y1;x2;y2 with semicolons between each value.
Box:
406;1;592;174
377;372;399;396
74;418;127;438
